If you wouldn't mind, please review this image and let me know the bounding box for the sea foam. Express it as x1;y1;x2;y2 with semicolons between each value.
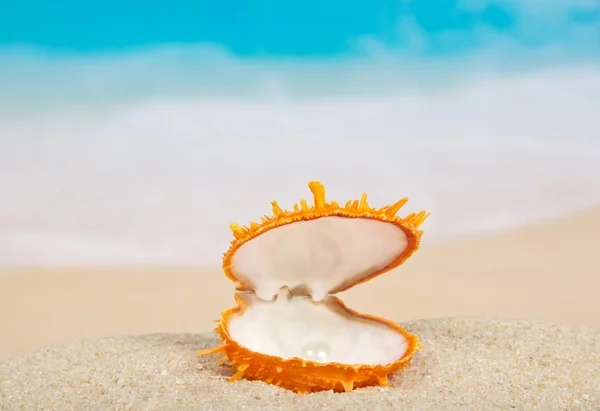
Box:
1;67;599;267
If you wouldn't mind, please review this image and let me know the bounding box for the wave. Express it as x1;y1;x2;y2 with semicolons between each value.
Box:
1;51;599;266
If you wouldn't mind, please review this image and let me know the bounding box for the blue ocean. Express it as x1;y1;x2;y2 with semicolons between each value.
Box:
1;1;599;266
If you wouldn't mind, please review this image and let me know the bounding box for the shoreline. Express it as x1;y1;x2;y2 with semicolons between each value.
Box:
2;202;599;272
2;200;600;269
1;205;599;360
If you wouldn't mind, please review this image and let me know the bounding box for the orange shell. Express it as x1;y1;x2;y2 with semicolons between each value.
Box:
198;294;421;394
198;181;429;394
223;181;429;293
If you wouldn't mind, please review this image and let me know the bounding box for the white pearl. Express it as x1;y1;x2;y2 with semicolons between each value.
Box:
300;339;331;363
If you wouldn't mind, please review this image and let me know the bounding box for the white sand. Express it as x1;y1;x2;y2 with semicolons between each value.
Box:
1;318;599;410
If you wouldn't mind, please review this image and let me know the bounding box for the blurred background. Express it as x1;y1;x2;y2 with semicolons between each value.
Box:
0;0;599;359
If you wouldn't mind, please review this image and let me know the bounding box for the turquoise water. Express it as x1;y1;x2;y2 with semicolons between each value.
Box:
1;1;598;110
4;0;596;57
0;1;599;266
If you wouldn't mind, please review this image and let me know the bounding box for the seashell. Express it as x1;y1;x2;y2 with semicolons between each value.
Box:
198;181;429;394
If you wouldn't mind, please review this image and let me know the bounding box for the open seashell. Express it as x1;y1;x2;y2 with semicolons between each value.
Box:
198;181;429;394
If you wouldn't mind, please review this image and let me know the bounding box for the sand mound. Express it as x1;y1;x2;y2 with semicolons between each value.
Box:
1;318;599;410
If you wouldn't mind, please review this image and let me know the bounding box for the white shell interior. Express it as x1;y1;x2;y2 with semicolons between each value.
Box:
227;290;409;365
230;216;408;301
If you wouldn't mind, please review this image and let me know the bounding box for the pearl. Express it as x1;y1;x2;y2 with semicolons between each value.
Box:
300;339;331;363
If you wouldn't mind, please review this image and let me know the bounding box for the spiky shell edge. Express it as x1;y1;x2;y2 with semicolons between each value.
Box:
197;294;421;394
223;181;430;293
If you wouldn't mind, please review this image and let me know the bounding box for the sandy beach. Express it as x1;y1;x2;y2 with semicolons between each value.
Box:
3;2;600;408
2;318;599;409
1;206;599;361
